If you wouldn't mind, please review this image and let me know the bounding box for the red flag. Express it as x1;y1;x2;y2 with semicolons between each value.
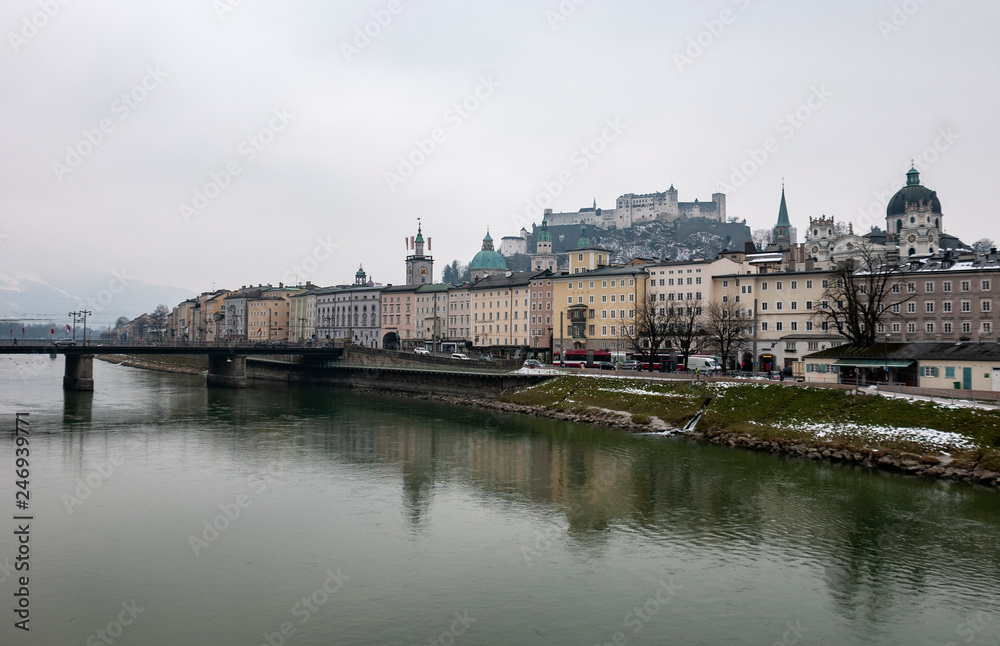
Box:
411;236;415;249
50;328;54;335
405;237;409;250
66;324;71;332
428;237;432;251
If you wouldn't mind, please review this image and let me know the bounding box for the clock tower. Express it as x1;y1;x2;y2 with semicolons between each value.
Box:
406;219;434;285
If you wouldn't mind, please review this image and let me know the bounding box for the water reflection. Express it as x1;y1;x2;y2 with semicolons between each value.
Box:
1;360;998;644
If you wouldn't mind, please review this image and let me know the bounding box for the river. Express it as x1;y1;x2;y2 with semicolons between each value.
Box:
0;357;998;645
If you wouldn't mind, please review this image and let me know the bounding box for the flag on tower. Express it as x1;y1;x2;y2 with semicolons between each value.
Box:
66;324;71;332
428;238;432;251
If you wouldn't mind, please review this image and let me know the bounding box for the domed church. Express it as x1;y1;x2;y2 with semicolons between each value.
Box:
886;166;945;256
470;229;508;283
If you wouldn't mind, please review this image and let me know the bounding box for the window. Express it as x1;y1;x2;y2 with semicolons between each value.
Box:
984;280;992;291
590;281;595;288
926;302;934;313
962;301;971;313
907;322;916;333
762;282;768;290
962;281;971;292
892;322;900;333
791;302;798;310
805;301;813;310
806;280;813;289
892;284;900;294
806;321;813;331
926;323;935;333
946;367;955;378
982;300;992;313
907;303;916;313
943;281;952;293
808;342;819;351
925;282;934;293
776;282;783;290
723;280;729;288
943;302;952;313
791;322;798;331
761;322;768;331
943;322;952;333
963;322;971;334
791;281;798;290
984;322;993;334
775;322;783;331
907;283;916;293
822;280;829;288
776;302;783;311
760;302;768;311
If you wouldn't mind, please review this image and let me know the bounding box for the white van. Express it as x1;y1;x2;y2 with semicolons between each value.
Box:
451;353;470;360
686;356;720;372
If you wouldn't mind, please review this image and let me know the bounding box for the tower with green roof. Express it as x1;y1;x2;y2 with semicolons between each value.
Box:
406;219;434;285
532;218;558;272
771;185;791;252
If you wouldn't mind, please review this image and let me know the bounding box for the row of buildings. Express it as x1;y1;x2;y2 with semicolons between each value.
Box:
159;168;1000;387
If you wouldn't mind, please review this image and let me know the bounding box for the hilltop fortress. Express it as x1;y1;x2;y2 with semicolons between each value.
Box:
543;185;726;230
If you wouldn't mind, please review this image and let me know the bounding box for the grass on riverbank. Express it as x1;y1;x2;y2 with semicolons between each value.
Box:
502;376;1000;467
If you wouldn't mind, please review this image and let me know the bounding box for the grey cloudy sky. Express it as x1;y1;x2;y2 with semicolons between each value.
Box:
2;0;998;302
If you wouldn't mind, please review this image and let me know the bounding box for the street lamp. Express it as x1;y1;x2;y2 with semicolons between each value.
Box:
884;333;890;386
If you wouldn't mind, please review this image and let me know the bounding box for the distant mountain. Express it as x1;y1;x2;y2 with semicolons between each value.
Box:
0;271;195;327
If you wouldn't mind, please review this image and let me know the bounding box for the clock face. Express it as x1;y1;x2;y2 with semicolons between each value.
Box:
419;267;428;276
812;245;819;253
908;234;916;243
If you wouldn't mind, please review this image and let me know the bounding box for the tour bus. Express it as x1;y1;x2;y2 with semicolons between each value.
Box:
627;351;675;371
553;349;612;368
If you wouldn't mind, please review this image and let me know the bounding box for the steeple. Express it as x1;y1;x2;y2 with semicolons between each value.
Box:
355;264;367;286
577;223;590;248
536;218;552;244
414;218;425;256
906;165;921;187
776;184;790;229
482;228;494;251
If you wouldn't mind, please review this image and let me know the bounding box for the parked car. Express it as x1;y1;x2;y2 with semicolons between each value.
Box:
523;359;544;369
414;347;430;355
622;360;640;371
451;353;470;360
596;361;615;370
477;355;494;362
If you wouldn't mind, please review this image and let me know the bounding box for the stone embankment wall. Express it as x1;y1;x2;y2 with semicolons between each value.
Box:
246;360;549;398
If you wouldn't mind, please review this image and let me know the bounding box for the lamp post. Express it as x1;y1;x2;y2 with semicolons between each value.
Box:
80;310;91;345
884;333;890;387
69;311;80;340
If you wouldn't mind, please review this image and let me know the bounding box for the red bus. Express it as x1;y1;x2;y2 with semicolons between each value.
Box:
554;349;612;367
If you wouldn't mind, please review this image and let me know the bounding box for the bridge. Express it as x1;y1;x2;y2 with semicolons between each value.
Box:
0;344;345;390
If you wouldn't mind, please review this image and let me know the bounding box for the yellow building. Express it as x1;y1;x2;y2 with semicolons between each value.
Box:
552;248;648;353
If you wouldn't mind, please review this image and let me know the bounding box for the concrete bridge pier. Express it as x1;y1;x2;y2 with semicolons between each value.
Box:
63;354;95;391
207;355;248;389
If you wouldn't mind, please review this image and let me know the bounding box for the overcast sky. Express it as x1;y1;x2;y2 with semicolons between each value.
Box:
2;0;998;302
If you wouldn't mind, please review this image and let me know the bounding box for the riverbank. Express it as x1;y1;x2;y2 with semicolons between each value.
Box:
489;376;1000;488
98;354;207;375
101;356;1000;488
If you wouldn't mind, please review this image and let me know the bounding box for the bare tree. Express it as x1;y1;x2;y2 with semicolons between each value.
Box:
665;299;706;368
973;238;995;256
623;293;672;372
703;300;752;371
751;229;772;252
815;244;911;346
150;304;170;343
115;316;130;328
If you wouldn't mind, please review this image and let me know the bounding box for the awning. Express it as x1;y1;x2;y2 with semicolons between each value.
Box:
833;359;914;368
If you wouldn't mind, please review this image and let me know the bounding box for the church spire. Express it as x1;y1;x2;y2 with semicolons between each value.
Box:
776;185;790;229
